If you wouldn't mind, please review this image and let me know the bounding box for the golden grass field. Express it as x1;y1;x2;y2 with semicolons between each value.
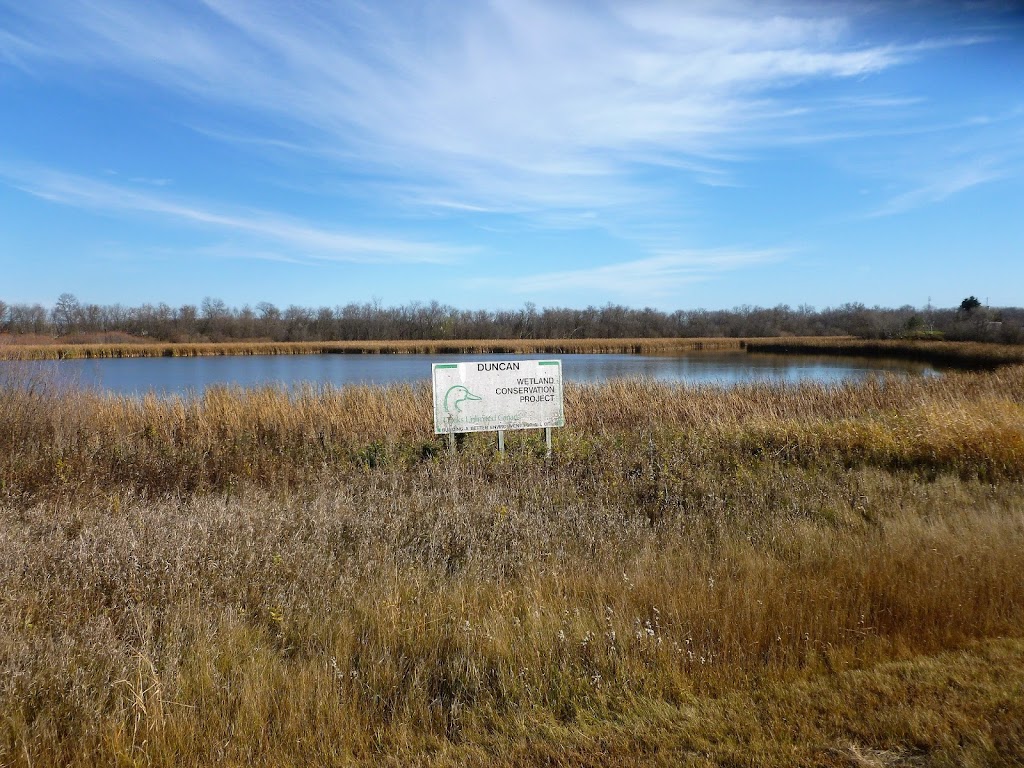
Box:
1;343;1024;766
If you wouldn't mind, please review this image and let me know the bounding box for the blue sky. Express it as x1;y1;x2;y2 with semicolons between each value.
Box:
1;1;1022;312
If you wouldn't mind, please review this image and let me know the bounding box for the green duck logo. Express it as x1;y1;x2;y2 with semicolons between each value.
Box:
444;384;482;413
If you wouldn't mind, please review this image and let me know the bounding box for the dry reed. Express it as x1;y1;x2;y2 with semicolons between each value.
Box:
0;337;748;361
6;336;1024;374
1;364;1023;765
747;337;1024;369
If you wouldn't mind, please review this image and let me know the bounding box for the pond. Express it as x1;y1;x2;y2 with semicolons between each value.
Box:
14;350;939;397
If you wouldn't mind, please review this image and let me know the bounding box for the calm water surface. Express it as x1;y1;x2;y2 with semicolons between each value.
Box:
23;351;938;397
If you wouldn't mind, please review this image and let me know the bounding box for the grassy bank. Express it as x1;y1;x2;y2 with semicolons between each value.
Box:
2;368;1024;765
0;336;748;361
746;337;1024;369
5;335;1023;372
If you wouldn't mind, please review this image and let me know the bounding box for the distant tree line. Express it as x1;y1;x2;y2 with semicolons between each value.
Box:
1;294;1021;344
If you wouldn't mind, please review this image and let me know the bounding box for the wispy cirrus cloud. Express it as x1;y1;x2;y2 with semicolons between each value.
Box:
850;105;1024;218
0;164;465;264
0;0;968;216
0;27;46;69
869;162;1007;218
470;247;787;299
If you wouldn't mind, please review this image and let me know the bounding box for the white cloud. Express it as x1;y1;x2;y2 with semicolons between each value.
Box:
0;28;47;69
0;164;466;264
471;247;786;298
0;0;954;215
869;162;1006;217
4;0;1012;292
844;103;1024;218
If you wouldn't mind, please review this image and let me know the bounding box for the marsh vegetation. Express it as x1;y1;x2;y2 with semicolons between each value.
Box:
1;351;1023;766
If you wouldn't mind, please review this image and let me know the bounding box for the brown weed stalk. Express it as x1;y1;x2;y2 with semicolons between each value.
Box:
1;366;1023;765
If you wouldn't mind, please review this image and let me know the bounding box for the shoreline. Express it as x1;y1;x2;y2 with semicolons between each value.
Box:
2;335;1023;369
0;336;747;360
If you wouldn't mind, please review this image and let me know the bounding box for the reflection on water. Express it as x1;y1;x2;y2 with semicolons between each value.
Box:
20;350;939;397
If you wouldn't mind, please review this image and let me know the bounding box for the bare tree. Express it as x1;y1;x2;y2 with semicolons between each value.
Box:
201;297;231;340
177;305;199;341
8;303;48;334
52;293;81;336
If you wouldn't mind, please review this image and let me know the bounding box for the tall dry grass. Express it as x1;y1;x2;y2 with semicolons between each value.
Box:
6;336;1024;372
0;336;748;361
2;364;1023;501
747;337;1024;368
1;365;1024;765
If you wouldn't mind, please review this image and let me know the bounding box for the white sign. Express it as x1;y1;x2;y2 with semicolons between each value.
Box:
432;359;564;434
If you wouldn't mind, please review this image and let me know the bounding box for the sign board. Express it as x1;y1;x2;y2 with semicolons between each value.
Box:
432;359;564;434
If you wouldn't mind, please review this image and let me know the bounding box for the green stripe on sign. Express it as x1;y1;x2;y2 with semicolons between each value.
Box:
435;364;459;369
538;361;560;366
